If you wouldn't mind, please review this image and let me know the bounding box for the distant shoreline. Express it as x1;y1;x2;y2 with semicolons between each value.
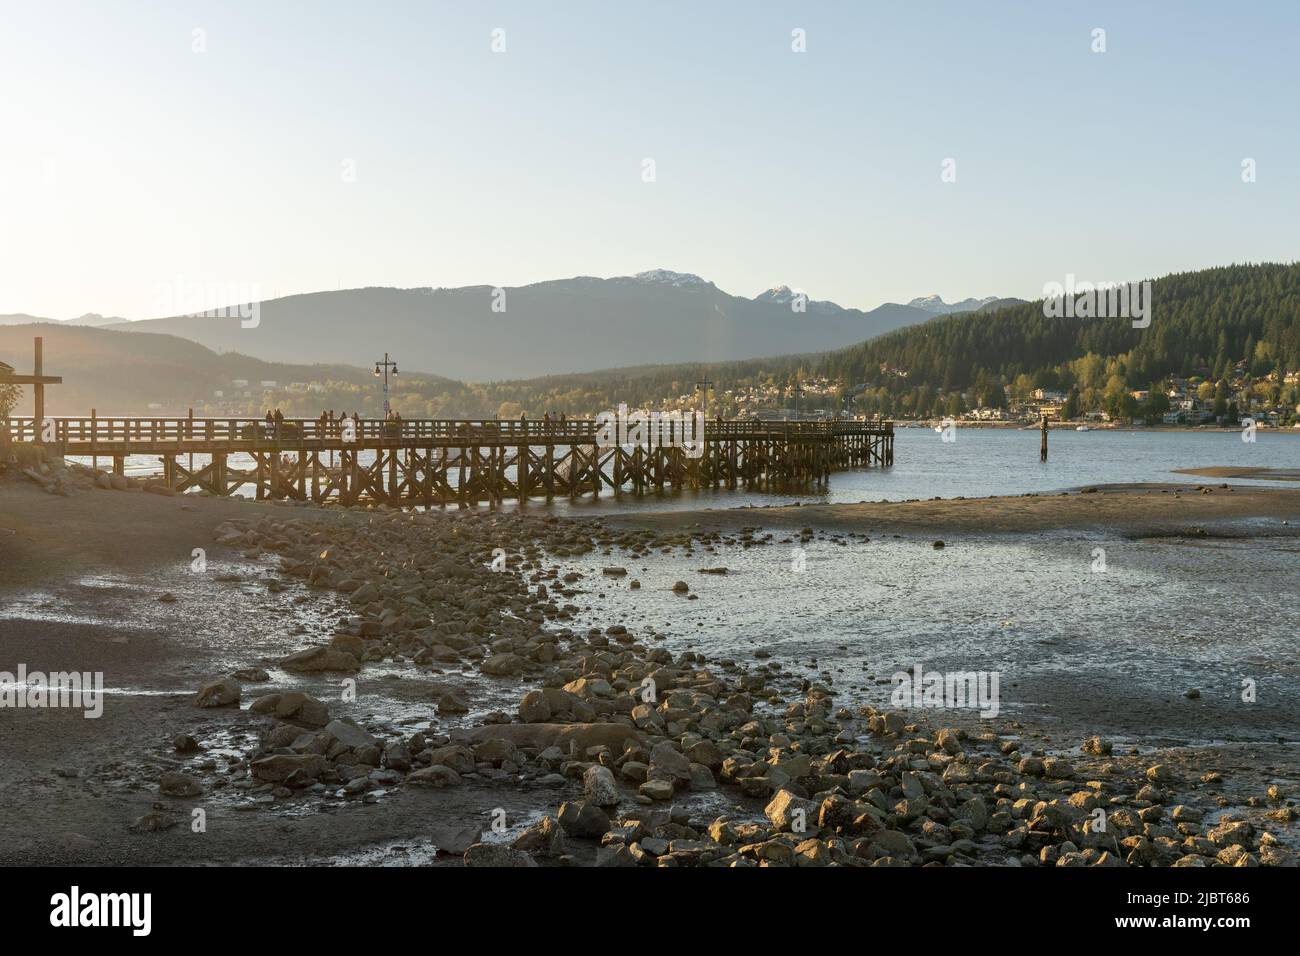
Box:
893;419;1299;433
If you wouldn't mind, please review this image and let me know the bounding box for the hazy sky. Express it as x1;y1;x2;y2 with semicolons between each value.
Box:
2;0;1297;319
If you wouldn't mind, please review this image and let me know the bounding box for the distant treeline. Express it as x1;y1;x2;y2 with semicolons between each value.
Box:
4;263;1297;421
471;262;1300;421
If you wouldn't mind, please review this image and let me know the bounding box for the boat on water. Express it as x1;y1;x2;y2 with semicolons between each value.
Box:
1076;425;1090;432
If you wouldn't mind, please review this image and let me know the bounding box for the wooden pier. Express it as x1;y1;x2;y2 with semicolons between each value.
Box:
5;415;893;506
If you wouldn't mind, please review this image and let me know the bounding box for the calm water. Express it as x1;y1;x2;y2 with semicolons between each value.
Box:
68;429;1299;514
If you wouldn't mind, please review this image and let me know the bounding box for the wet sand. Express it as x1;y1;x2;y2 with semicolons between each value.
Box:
2;480;1297;865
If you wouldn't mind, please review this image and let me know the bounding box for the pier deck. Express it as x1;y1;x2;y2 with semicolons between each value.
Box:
6;415;893;506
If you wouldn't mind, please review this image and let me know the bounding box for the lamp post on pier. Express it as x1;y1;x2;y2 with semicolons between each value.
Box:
373;352;398;417
695;380;713;420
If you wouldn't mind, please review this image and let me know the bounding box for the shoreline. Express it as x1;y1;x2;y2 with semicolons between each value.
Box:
1;479;1296;867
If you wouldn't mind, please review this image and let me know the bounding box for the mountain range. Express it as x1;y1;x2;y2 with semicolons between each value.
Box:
83;271;1006;381
0;312;128;328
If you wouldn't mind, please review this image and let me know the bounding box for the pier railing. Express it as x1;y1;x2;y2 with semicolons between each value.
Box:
1;414;892;503
3;415;892;452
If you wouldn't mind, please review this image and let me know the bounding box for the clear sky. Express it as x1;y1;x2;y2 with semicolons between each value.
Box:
1;0;1297;319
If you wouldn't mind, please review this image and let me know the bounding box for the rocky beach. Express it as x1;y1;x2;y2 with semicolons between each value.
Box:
2;459;1298;868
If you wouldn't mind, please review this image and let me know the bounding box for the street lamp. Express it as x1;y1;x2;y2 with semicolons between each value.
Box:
695;379;713;419
374;352;398;416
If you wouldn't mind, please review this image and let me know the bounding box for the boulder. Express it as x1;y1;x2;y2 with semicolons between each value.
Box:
192;678;240;708
425;745;476;775
279;646;359;673
455;722;642;756
463;844;538;867
481;653;525;676
407;765;462;788
323;719;376;751
765;789;819;833
557;800;611;839
583;765;620;807
159;772;202;797
251;754;327;783
518;690;551;723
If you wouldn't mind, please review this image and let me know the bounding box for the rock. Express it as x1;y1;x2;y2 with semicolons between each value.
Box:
473;737;518;767
424;745;476;774
172;733;200;753
513;816;567;856
323;719;376;750
870;829;918;859
407;765;462;788
583;765;620;807
349;582;379;605
935;728;962;755
1146;764;1175;784
795;838;831;867
671;581;690;593
251;692;330;728
251;754;327;783
383;741;412;772
518;690;551;723
639;779;675;801
128;811;176;833
280;646;359;673
159;772;202;797
438;691;470;714
688;763;716;790
192;677;240;708
463;844;538;867
684;739;724;770
1207;820;1253;849
1082;735;1113;756
456;722;643;758
956;796;989;831
647;741;692;787
595;844;637;867
557;800;611;838
765;789;819;833
481;653;525;676
638;837;669;856
429;824;482;855
1043;757;1075;779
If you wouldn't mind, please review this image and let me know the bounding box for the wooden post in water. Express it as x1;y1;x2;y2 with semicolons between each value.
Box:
1040;413;1049;462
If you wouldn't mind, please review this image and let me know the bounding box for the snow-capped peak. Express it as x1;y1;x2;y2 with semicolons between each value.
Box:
633;269;712;288
907;294;1000;314
754;285;796;303
752;285;846;315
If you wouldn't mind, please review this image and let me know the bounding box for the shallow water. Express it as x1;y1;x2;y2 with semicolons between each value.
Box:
557;520;1300;745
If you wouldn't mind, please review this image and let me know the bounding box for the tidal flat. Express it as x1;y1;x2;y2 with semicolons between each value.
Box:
1;478;1297;867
